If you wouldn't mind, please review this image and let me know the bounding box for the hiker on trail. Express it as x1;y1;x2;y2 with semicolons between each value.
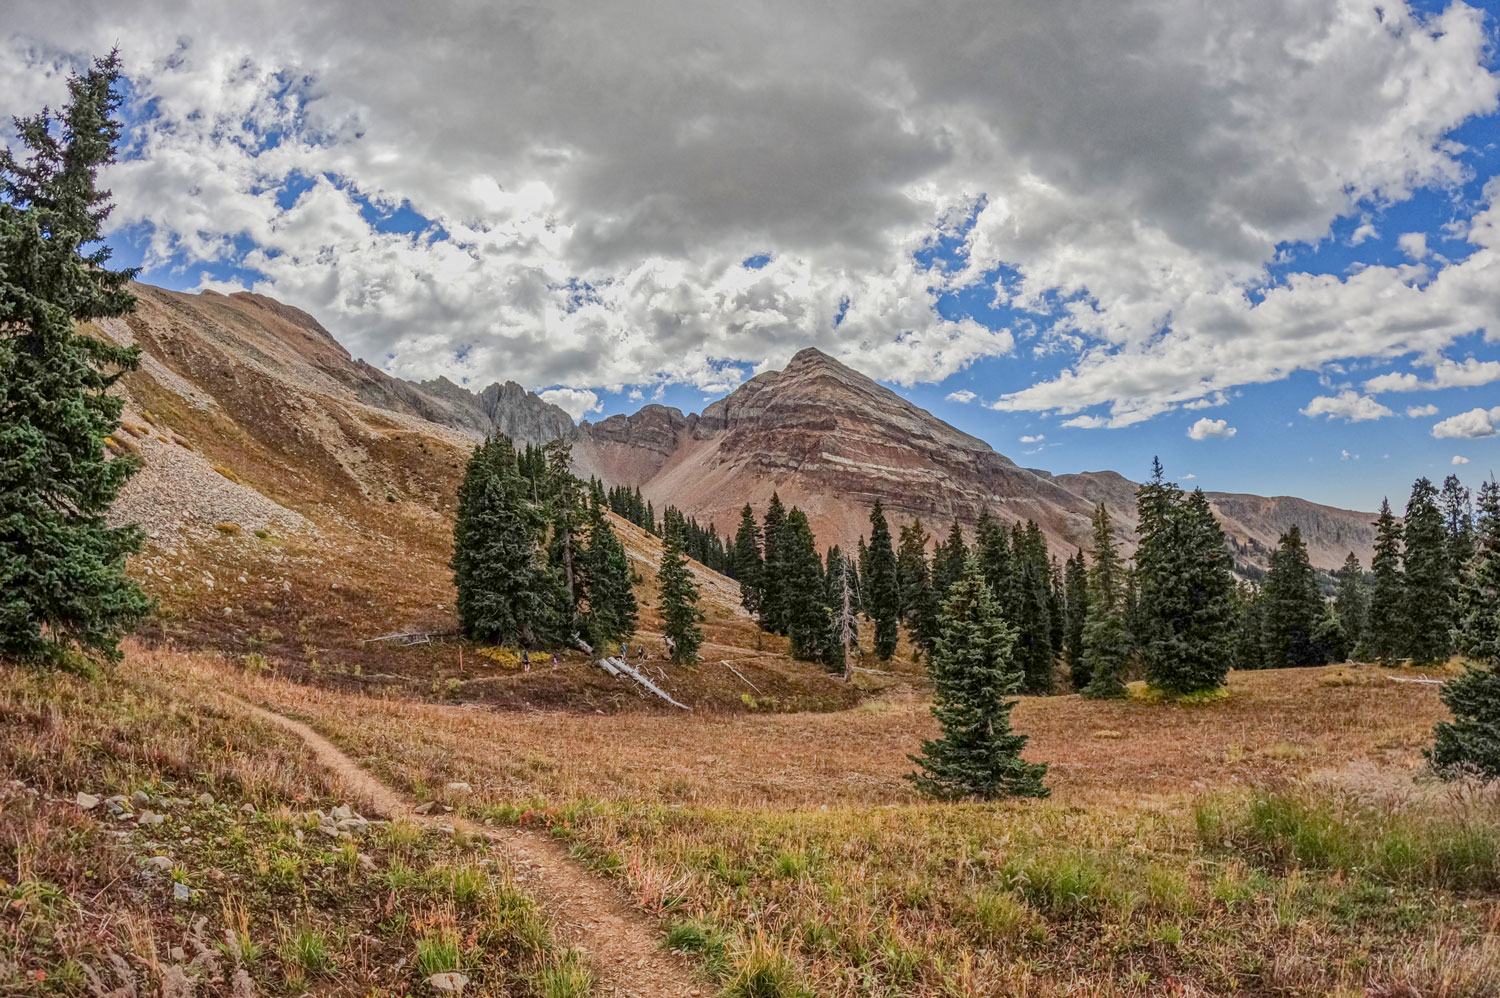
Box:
551;654;559;669
663;635;676;660
522;649;530;672
621;642;628;659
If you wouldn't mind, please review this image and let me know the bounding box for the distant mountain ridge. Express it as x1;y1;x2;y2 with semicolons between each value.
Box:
108;284;1378;570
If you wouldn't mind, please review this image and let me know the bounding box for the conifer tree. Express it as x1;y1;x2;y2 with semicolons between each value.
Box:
1429;480;1500;779
907;556;1047;801
897;519;939;655
453;459;552;647
1047;556;1067;671
1441;474;1475;570
580;497;637;645
781;508;829;661
760;493;788;633
974;510;1013;611
1333;552;1369;656
1081;504;1129;699
1063;551;1088;685
657;519;703;664
1404;477;1454;664
1136;461;1235;694
866;501;900;660
932;520;968;603
732;504;765;621
1;51;152;664
1010;521;1056;693
1366;499;1406;661
1456;481;1500;665
1259;525;1325;668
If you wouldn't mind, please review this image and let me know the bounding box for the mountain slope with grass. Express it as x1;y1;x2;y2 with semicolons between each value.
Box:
98;283;859;712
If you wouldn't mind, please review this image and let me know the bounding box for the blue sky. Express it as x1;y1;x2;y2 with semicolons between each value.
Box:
8;0;1500;511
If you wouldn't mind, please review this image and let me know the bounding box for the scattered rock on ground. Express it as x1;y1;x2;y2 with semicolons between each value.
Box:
427;971;469;992
76;792;100;810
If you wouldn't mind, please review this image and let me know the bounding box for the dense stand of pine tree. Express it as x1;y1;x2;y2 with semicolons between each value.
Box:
452;437;637;650
1230;473;1486;671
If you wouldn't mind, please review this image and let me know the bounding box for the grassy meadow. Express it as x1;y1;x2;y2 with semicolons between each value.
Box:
114;644;1500;998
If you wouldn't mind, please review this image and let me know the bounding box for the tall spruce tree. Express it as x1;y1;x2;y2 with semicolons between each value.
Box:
1081;504;1129;699
1367;499;1406;661
1259;525;1325;668
732;504;765;622
907;556;1048;801
1136;461;1235;694
453;450;554;648
1404;477;1454;664
974;510;1013;612
1430;479;1500;778
866;501;900;660
1333;552;1369;657
1441;474;1475;571
897;519;939;655
1;51;152;664
1011;521;1056;693
932;520;968;604
760;493;788;633
781;508;829;661
656;519;703;664
1063;550;1089;686
580;497;637;646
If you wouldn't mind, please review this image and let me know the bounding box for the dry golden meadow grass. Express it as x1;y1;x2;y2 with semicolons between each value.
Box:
133;644;1500;998
0;661;586;998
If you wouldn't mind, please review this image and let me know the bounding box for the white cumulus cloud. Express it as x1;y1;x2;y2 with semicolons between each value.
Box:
538;388;601;419
1019;434;1044;443
1301;391;1394;422
1365;357;1500;393
1405;403;1439;417
946;389;977;403
1432;406;1500;439
1187;417;1236;440
1453;455;1471;465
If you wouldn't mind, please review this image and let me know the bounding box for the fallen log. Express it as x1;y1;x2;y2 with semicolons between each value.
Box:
720;660;762;694
1386;675;1445;685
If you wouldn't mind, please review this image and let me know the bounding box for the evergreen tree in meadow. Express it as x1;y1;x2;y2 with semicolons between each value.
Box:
543;439;584;629
907;555;1048;801
1430;480;1500;779
1259;525;1325;668
898;519;940;655
932;519;968;604
1366;499;1407;661
1456;481;1500;665
1081;504;1129;699
866;501;900;660
732;504;765;622
580;495;637;646
656;518;703;664
453;443;554;648
1333;552;1368;657
1;51;152;664
975;510;1014;611
781;508;830;662
1136;461;1235;694
1404;477;1454;664
760;493;788;634
1441;474;1475;571
1010;520;1056;693
1063;550;1089;686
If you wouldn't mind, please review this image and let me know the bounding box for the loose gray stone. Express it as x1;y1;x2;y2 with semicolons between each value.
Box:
427;971;469;992
172;882;190;901
76;792;101;810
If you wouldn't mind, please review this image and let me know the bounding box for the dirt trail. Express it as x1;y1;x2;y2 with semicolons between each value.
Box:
223;695;700;998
